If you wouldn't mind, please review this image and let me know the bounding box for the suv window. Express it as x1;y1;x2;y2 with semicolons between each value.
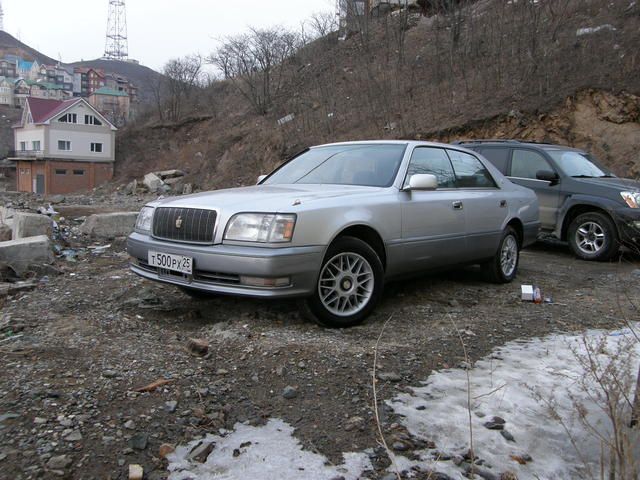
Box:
511;149;553;179
405;147;456;188
477;147;509;174
447;149;497;188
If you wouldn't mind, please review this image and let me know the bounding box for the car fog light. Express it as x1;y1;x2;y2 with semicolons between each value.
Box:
240;276;290;287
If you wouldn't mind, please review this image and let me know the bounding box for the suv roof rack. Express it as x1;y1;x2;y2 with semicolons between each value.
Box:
452;139;521;145
452;139;556;146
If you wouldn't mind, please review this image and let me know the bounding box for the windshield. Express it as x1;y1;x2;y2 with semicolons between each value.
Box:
262;144;407;187
546;150;614;178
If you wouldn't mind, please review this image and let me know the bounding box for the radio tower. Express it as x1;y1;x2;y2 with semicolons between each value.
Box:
104;0;128;60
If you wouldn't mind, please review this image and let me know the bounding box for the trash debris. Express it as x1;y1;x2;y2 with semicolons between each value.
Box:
576;24;616;36
521;284;542;303
277;113;295;126
133;378;173;393
128;464;144;480
187;338;209;356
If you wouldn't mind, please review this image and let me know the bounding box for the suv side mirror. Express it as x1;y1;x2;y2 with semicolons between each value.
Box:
257;175;267;184
536;170;559;185
408;174;438;191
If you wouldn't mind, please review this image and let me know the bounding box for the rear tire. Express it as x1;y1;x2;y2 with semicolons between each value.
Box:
305;236;384;328
482;226;520;283
567;212;619;261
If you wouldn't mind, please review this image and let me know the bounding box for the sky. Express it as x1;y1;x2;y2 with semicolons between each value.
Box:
3;0;335;71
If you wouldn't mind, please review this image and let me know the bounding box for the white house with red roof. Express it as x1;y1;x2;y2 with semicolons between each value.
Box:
11;97;117;195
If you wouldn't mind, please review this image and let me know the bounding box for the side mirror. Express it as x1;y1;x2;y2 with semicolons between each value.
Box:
257;175;267;185
408;174;438;191
536;170;559;184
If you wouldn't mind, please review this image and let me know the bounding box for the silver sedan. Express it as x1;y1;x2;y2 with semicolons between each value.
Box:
127;141;540;327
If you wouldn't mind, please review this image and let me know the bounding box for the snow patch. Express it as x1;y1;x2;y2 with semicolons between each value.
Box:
388;326;640;479
167;418;372;480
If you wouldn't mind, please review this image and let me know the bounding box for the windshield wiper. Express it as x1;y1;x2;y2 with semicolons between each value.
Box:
572;175;594;178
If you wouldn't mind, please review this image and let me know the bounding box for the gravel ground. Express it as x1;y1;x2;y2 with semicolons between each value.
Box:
0;209;638;479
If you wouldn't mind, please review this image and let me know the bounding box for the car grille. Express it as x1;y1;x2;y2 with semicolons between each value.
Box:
152;207;217;244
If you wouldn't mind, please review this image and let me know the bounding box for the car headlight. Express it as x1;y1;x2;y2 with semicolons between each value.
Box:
135;206;155;233
225;213;296;243
621;191;640;209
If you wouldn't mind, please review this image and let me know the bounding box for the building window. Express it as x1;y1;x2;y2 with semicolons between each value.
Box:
32;141;41;151
55;169;67;175
85;115;103;126
59;113;77;123
58;140;71;151
91;142;103;153
73;169;85;176
19;141;27;151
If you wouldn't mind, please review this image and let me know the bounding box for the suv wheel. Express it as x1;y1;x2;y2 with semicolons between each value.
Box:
568;212;619;261
305;236;384;328
482;226;520;283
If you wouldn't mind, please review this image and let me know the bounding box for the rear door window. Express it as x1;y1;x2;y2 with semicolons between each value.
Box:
447;150;497;188
477;147;510;174
510;149;553;179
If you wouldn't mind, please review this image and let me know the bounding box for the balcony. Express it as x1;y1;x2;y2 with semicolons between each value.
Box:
11;150;45;159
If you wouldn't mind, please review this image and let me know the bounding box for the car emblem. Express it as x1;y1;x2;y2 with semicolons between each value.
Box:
175;216;183;229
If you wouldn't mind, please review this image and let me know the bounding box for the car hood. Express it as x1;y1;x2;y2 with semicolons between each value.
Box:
149;184;387;212
572;176;640;192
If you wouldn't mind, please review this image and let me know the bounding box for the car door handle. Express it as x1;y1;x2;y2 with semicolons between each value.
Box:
452;201;463;210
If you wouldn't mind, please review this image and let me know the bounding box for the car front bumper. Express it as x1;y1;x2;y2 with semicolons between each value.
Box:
126;232;325;298
614;208;640;249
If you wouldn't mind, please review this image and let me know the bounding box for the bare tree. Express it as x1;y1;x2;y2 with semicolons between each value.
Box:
307;11;339;40
163;54;204;121
208;27;300;115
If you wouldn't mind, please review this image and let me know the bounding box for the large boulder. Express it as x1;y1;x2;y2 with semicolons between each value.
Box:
12;212;54;240
0;235;53;276
80;212;138;238
143;172;164;192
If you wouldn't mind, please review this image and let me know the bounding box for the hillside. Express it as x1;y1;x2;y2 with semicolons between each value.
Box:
70;59;162;103
0;30;57;65
116;0;640;189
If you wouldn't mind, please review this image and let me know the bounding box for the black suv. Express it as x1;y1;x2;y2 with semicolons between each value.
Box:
456;140;640;261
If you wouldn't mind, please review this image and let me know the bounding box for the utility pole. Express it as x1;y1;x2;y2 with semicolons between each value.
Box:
104;0;129;60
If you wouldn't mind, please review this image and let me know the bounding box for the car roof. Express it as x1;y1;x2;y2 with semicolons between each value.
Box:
313;139;475;152
453;139;586;153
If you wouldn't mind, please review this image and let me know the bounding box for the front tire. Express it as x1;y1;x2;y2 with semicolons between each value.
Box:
482;226;520;283
305;236;384;328
568;212;619;261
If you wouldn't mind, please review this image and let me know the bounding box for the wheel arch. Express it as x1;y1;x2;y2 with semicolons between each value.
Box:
560;204;616;241
505;217;524;247
330;224;387;271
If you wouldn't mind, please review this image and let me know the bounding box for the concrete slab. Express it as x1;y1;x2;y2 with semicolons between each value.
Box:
0;235;53;276
80;212;138;238
12;212;54;240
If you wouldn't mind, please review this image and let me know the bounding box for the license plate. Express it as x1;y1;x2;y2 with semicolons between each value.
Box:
148;251;193;274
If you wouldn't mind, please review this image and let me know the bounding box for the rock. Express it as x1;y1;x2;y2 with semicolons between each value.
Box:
392;441;409;451
282;386;298;399
124;420;136;430
0;224;11;242
34;417;47;424
124;179;138;195
11;212;54;239
143;172;164;191
631;269;640;279
129;433;148;450
156;169;185;178
500;472;519;480
63;430;82;442
182;184;193;195
0;412;20;422
80;212;138;238
484;416;506;430
165;401;178;413
159;443;175;459
188;441;215;463
500;430;515;442
47;455;72;470
128;464;144;480
187;338;209;356
377;371;402;382
344;416;365;432
102;369;118;378
47;195;65;204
